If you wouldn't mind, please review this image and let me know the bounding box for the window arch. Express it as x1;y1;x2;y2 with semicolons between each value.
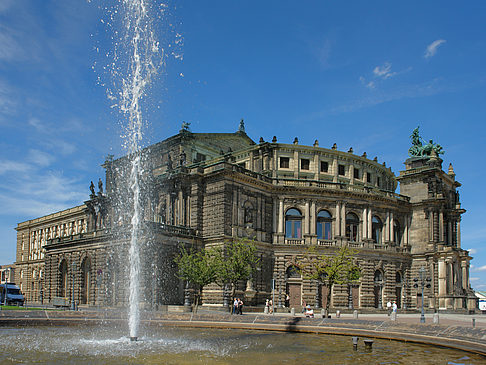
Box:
286;265;301;279
316;210;332;240
59;260;68;297
285;208;302;239
346;213;359;242
372;216;383;243
81;257;92;305
393;220;401;245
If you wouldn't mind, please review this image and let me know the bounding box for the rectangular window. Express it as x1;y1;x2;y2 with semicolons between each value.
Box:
366;172;371;183
194;153;206;163
377;177;381;187
354;168;360;179
320;161;328;172
338;164;345;176
238;162;246;169
301;159;310;170
280;157;290;168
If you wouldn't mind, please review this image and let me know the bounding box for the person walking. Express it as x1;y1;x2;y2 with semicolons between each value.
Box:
392;301;398;314
386;300;392;316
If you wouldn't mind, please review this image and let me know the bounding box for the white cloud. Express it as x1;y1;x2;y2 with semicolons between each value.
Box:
467;248;477;254
0;160;30;175
0;79;16;117
27;149;54;167
473;265;486;272
470;277;480;281
359;76;375;90
425;39;446;59
373;62;396;79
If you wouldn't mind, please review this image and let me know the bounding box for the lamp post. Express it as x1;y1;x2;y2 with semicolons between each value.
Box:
71;261;76;311
413;267;431;323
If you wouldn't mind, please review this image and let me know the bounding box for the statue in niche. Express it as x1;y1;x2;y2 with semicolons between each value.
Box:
89;181;96;196
167;154;173;171
179;150;186;166
244;203;254;228
408;126;445;157
98;178;103;195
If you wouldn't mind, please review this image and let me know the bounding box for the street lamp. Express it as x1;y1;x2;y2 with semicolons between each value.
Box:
71;261;77;311
413;267;431;323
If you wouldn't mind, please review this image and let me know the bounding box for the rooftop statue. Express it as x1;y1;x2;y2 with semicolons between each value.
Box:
408;126;444;157
180;121;191;132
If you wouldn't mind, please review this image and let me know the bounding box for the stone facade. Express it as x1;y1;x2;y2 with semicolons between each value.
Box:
13;125;476;311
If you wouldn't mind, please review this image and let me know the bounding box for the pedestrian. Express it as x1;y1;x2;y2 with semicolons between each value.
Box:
302;300;307;313
386;300;392;316
392;301;398;313
285;294;290;308
232;297;238;315
238;298;244;315
269;299;273;314
305;305;314;318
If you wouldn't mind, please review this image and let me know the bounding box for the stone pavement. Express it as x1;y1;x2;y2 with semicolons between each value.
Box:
1;308;485;356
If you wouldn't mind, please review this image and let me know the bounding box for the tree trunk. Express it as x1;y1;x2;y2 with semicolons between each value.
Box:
325;283;333;317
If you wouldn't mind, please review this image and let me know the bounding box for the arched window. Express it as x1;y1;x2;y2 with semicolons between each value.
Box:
81;257;92;305
374;270;384;283
317;210;332;240
59;260;68;297
285;208;302;239
346;213;359;242
286;265;301;279
372;216;383;243
396;271;402;283
393;221;401;245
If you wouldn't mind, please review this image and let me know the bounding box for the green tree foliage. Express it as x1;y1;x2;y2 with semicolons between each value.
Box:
297;246;360;315
174;245;218;313
215;238;260;303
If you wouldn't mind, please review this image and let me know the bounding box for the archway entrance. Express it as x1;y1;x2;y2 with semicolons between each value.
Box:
286;265;301;308
374;270;384;309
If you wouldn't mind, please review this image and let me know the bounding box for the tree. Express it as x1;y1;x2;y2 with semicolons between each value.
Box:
174;245;218;313
215;238;260;307
297;245;360;315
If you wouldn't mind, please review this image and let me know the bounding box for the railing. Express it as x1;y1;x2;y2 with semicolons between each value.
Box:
317;239;336;247
284;238;304;245
273;177;410;202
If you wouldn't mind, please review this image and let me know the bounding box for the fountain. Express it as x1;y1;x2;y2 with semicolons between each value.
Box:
110;0;163;341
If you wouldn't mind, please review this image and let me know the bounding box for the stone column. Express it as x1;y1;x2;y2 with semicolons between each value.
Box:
438;259;446;297
385;212;390;242
362;207;367;241
313;154;319;180
461;261;468;291
293;150;299;178
249;151;254;171
278;199;284;234
333;157;338;183
310;201;316;235
304;201;310;236
448;221;452;245
390;212;394;243
367;209;372;240
457;219;461;248
335;202;341;236
439;211;444;243
404;216;409;245
340;203;346;239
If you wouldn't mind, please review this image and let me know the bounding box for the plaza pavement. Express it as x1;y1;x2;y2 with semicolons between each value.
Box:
0;307;485;356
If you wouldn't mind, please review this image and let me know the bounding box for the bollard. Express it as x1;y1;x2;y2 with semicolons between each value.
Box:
390;312;397;321
336;310;340;318
433;313;439;324
291;307;295;316
364;339;374;351
472;318;476;328
353;310;358;319
321;309;326;318
352;336;359;350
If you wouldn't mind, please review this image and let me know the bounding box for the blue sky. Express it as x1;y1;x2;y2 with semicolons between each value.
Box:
1;1;485;290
